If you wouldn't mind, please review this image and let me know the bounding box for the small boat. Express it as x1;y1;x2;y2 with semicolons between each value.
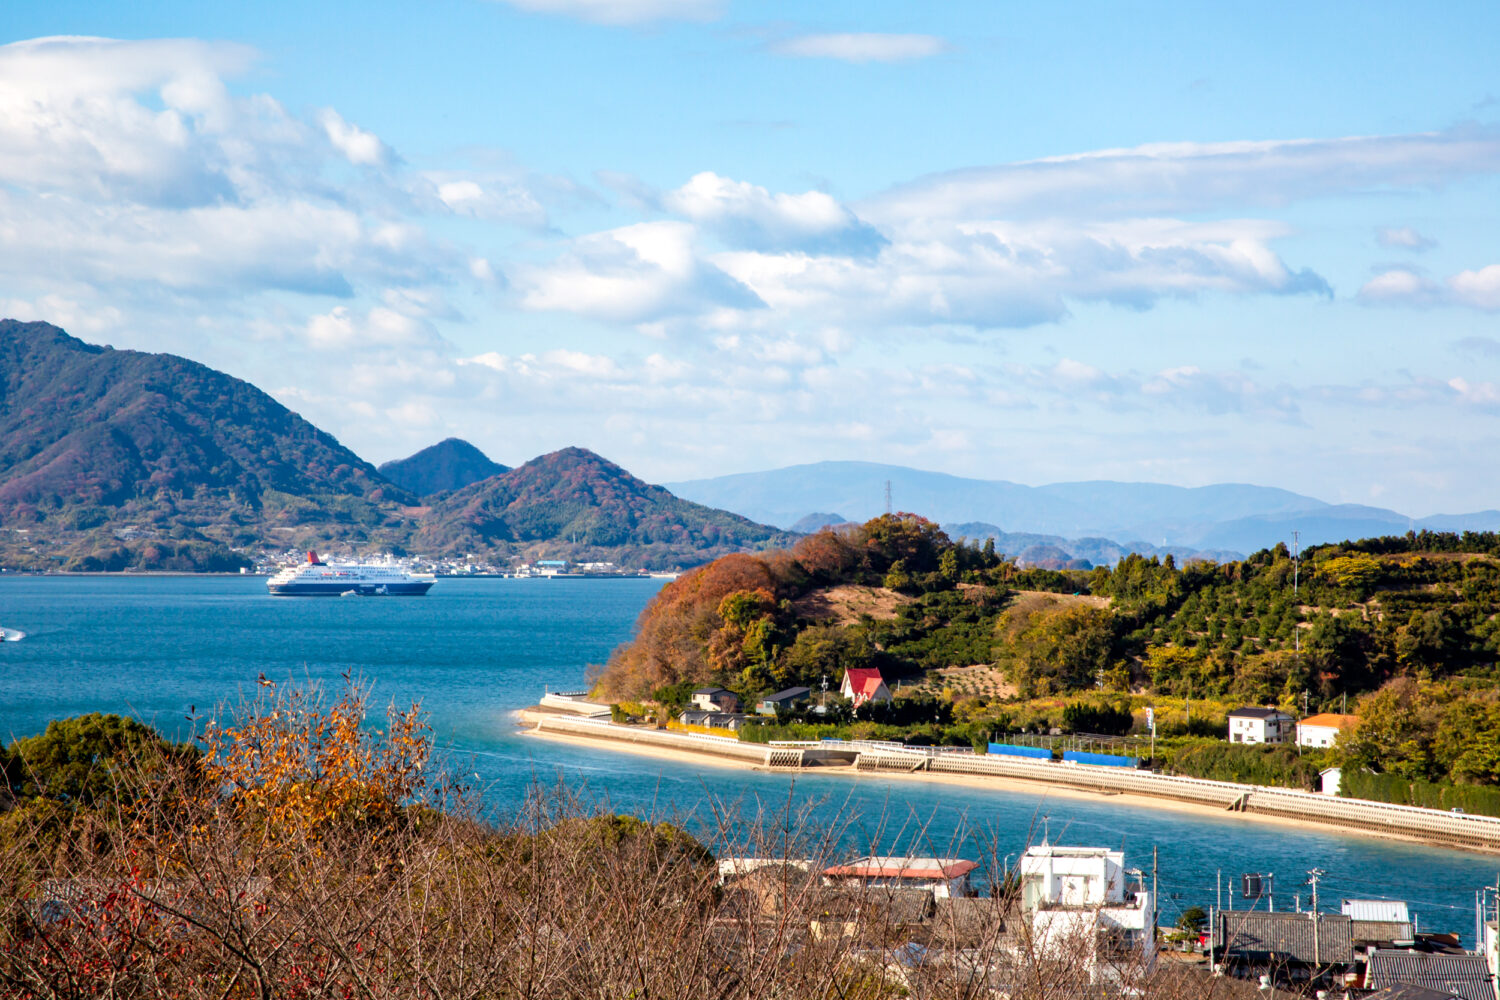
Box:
1;628;25;642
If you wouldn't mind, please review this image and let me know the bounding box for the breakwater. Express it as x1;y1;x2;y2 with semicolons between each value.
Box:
528;715;1500;855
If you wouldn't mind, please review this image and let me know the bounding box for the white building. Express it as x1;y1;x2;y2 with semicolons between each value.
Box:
1227;706;1294;745
690;687;740;713
1297;713;1359;748
1016;844;1155;984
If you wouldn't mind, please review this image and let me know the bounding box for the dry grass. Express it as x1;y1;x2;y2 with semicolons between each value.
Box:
792;584;913;625
0;680;1269;1000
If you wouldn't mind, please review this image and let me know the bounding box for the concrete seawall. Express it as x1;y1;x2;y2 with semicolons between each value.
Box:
526;715;1500;855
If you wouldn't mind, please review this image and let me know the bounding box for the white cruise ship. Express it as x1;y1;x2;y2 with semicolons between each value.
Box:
266;552;436;596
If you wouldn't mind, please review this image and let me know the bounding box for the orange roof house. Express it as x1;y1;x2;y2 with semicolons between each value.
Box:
1296;713;1360;749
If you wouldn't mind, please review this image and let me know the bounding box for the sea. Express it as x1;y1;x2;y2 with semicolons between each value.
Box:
2;575;1496;941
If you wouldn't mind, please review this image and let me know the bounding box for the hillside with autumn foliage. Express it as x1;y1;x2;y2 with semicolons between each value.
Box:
594;516;1500;804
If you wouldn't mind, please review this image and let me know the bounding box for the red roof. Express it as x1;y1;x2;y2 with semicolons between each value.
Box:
824;857;978;880
844;667;885;696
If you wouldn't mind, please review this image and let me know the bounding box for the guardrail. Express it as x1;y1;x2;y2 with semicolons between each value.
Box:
529;717;1500;853
854;749;1500;852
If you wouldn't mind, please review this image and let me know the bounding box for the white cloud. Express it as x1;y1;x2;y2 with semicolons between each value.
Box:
424;170;550;226
662;172;885;255
0;31;576;342
1359;263;1500;311
515;221;763;323
0;36;258;206
317;108;392;167
708;215;1327;329
304;303;447;351
491;0;721;25
1450;264;1500;310
863;126;1500;223
771;33;947;63
1376;225;1437;251
1448;377;1500;407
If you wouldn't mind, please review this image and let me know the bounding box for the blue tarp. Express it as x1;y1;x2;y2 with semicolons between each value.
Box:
987;743;1053;760
1063;750;1139;768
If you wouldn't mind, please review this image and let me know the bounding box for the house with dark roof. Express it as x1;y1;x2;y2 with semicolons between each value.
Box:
1227;706;1294;744
840;667;892;707
1214;910;1354;984
757;685;811;715
691;686;740;713
678;709;749;730
1366;949;1499;1000
1365;985;1469;1000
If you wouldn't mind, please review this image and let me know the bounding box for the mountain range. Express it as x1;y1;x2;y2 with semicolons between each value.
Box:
0;320;782;571
665;461;1500;560
7;317;1496;573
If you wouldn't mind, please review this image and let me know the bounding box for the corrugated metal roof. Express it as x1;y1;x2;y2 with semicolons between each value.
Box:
1366;950;1498;1000
1344;899;1412;922
1215;910;1354;964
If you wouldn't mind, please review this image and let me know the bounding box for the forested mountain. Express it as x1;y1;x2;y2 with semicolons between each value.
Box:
595;517;1500;794
414;447;793;569
666;460;1500;554
0;320;418;570
378;438;507;498
0;320;780;572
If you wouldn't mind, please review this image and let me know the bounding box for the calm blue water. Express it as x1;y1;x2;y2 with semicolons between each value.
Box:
1;576;1495;940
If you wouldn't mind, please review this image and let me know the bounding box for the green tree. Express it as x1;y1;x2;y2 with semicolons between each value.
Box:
1006;605;1116;696
2;713;185;806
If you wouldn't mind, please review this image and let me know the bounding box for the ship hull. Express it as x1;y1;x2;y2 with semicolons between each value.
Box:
267;581;434;596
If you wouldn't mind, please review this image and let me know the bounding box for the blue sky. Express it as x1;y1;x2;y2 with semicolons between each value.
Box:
2;1;1498;514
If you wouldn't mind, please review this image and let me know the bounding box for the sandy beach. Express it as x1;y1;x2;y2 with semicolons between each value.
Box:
518;720;1418;847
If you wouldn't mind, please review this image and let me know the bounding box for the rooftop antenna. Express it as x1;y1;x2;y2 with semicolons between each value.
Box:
884;479;892;515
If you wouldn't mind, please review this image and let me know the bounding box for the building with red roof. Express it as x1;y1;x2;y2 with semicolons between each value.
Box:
822;856;978;898
840;667;892;707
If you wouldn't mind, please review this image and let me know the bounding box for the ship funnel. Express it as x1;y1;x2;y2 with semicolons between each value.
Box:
307;551;322;565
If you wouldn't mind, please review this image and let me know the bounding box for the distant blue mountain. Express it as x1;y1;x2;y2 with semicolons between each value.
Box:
664;461;1500;559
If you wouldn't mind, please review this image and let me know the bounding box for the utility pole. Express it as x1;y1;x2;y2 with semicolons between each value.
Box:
1152;845;1159;932
1306;868;1323;912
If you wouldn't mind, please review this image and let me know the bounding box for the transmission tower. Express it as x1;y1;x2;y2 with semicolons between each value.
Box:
884;479;892;515
1292;529;1300;597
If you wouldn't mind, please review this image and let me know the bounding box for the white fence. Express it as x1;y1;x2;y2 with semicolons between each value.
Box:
857;750;1500;852
531;718;1500;853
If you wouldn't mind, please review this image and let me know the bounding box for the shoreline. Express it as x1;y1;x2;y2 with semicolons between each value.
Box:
520;724;1325;832
520;716;1500;856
